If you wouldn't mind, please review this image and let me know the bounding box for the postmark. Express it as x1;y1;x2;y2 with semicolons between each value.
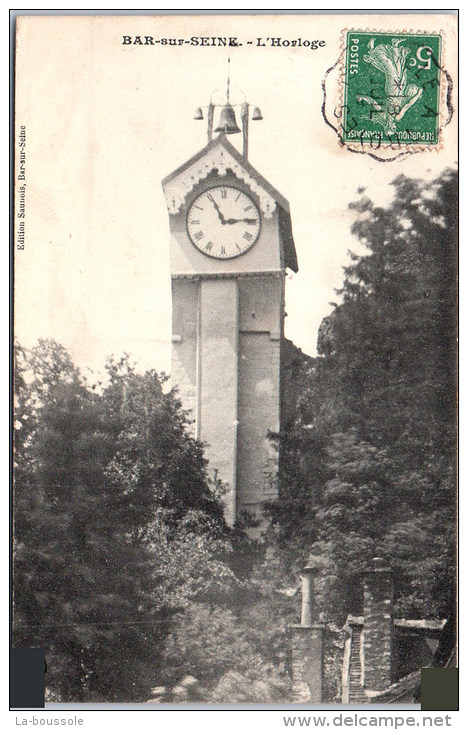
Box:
322;30;453;161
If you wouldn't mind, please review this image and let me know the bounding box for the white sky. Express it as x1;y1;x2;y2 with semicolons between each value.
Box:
14;13;458;378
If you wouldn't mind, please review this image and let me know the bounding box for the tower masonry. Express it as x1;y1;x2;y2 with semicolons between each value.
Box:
162;110;298;526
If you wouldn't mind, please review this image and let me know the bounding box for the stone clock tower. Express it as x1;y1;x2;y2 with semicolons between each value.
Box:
162;95;298;527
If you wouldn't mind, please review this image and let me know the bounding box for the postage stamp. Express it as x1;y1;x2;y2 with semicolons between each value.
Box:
342;32;442;146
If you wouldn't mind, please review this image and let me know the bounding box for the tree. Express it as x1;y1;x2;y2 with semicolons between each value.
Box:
13;341;229;701
158;551;296;703
319;168;457;451
270;168;457;623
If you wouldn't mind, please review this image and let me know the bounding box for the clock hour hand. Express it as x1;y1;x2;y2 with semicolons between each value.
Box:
225;217;258;225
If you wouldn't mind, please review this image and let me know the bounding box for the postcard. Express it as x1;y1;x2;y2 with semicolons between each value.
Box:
13;13;458;710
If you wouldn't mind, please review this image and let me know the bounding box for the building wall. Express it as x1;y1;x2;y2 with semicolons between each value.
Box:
171;278;199;426
199;278;238;525
171;272;283;525
237;276;282;519
237;332;280;515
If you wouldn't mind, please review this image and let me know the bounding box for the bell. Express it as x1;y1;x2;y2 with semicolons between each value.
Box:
252;106;263;121
193;107;204;120
214;103;241;134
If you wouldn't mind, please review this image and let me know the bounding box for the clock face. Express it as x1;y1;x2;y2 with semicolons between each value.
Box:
186;186;261;259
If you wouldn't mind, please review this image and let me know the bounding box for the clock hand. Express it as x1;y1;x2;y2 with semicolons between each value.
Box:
208;196;226;224
225;217;258;225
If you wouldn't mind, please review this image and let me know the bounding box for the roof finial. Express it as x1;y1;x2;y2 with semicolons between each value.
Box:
226;56;231;104
192;60;264;153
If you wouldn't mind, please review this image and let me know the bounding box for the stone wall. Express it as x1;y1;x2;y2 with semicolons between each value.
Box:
171;273;286;526
362;561;395;697
171;279;200;429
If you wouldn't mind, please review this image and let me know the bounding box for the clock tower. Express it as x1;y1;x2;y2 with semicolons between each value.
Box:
162;91;298;527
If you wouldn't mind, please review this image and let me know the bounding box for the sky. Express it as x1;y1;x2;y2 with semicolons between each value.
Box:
14;13;458;378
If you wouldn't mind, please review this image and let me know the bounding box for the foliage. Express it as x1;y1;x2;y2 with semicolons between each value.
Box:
13;341;229;701
13;341;295;703
270;168;457;623
158;565;295;703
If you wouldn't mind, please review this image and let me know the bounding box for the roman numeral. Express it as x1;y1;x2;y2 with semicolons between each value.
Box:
220;246;226;255
205;241;213;251
243;231;253;242
244;204;253;211
220;187;227;199
190;219;200;225
235;193;241;202
193;204;204;210
194;230;204;241
207;193;215;203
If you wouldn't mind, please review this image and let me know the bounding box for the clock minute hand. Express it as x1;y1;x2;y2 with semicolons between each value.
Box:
208;196;226;224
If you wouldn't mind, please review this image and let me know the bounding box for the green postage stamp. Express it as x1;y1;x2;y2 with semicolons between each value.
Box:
342;32;442;146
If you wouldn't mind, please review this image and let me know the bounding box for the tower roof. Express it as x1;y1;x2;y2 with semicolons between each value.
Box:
162;135;298;272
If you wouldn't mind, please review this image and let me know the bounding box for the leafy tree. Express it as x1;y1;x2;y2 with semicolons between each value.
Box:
158;563;295;703
270;168;457;623
13;341;229;701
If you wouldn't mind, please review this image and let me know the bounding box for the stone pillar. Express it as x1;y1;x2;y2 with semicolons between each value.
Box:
289;561;324;703
290;625;324;703
301;564;316;627
362;557;394;695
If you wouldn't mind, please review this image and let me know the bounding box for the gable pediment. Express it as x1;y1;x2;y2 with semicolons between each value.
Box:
162;135;278;218
162;135;298;272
